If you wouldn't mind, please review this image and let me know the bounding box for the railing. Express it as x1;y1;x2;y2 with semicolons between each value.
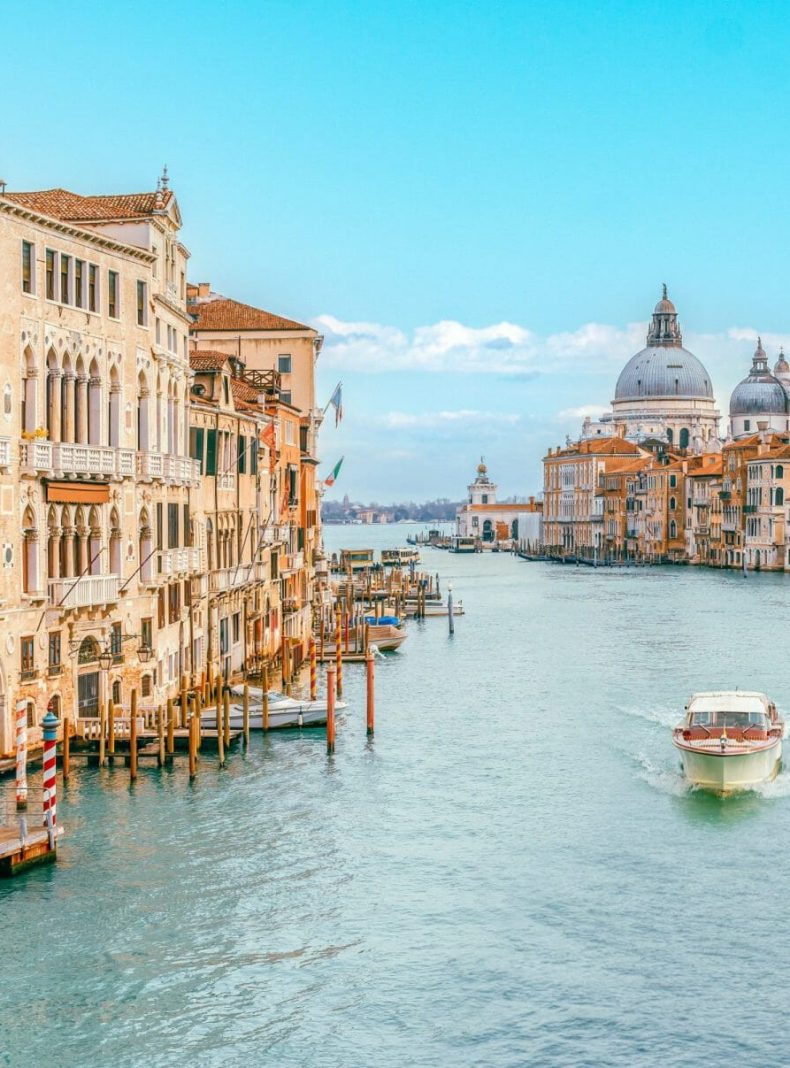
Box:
218;472;235;491
260;524;288;545
281;550;304;574
138;453;201;485
208;565;253;592
743;505;757;514
20;441;135;479
0;437;11;467
49;573;119;609
156;548;202;576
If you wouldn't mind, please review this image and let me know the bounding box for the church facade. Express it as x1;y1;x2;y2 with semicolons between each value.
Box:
456;461;542;545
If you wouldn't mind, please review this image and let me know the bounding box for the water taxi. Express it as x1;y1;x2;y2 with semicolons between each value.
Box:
672;691;783;792
449;535;476;553
202;689;348;730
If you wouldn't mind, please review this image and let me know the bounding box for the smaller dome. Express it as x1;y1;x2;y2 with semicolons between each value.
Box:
730;339;787;416
775;348;790;376
477;457;487;475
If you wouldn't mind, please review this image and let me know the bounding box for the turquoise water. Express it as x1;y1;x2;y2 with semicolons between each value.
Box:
4;524;790;1066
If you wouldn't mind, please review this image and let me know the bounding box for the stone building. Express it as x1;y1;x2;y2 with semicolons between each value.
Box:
611;287;720;449
0;178;200;755
188;285;324;664
455;460;542;544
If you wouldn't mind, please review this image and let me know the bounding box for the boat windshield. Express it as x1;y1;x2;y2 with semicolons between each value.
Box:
690;710;769;728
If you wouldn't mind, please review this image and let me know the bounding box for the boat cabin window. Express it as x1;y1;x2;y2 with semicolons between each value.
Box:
691;709;768;728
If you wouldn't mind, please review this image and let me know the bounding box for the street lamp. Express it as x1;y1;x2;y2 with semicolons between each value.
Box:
138;645;152;664
98;648;113;672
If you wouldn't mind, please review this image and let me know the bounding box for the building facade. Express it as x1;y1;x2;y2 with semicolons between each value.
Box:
455;460;542;544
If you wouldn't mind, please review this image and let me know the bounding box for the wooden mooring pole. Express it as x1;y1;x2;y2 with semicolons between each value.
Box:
129;689;139;782
326;664;336;755
242;683;250;748
366;649;375;736
62;715;71;783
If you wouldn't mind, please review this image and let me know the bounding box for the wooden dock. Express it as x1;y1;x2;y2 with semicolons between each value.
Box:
0;817;62;876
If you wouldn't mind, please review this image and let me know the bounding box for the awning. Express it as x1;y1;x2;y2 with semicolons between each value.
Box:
46;482;110;504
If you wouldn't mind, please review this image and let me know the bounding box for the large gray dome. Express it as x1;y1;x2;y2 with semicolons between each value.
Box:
614;346;714;402
729;339;787;416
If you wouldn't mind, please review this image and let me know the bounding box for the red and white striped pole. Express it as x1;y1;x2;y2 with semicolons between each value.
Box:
41;710;59;829
15;699;27;810
309;638;317;701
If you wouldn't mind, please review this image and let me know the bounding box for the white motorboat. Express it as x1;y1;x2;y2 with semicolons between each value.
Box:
672;691;784;792
203;689;348;730
407;600;464;617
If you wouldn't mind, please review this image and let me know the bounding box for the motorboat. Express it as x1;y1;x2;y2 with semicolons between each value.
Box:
203;688;348;730
449;535;476;553
321;620;407;652
672;691;784;792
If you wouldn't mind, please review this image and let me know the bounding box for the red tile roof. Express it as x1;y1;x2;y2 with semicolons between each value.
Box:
190;351;230;372
3;187;172;222
189;293;308;332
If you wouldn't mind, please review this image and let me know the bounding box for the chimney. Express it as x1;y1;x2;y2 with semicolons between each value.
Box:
198;282;211;298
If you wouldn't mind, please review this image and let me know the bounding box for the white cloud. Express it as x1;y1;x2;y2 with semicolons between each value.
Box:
314;313;780;389
383;409;520;429
557;404;610;422
314;313;643;375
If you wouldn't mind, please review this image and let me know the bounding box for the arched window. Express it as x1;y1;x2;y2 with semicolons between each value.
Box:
88;359;102;445
78;636;99;664
108;365;120;447
669;474;677;488
776;488;784;506
22;347;37;434
666;427;673;444
137;372;149;451
679;428;689;449
110;508;122;575
139;509;153;583
776;465;784;479
112;679;122;706
669;520;677;539
22;506;38;593
669;497;677;511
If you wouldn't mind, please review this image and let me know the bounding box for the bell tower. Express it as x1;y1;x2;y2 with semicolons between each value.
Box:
468;458;497;505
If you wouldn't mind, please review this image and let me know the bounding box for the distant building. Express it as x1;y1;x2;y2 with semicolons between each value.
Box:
729;338;790;439
455;460;542;544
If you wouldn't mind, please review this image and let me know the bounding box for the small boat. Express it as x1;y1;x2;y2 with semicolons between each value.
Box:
672;691;784;792
203;689;348;730
449;535;476;553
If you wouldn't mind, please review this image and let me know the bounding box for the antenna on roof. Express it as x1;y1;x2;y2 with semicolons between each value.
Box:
160;165;169;191
0;179;6;195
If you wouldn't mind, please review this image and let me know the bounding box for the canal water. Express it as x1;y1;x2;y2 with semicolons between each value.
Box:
4;525;790;1067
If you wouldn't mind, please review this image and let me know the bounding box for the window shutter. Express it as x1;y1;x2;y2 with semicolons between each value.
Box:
205;429;217;475
250;439;258;475
238;435;246;474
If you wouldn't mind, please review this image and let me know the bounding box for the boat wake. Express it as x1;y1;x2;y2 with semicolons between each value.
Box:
620;704;679;730
631;751;695;796
749;767;790;799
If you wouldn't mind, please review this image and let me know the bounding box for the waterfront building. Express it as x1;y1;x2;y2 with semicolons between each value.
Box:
684;454;724;566
542;438;646;556
188;351;280;679
189;284;324;665
0;179;201;756
455;460;542;544
611;287;720;450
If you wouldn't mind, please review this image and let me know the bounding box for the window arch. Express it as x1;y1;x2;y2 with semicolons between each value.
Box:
22;506;39;593
776;464;784;479
666;427;673;444
109;507;122;575
669;497;677;511
78;636;99;664
21;347;37;434
776;488;784;506
112;679;122;706
139;508;153;583
669;520;677;539
679;428;689;449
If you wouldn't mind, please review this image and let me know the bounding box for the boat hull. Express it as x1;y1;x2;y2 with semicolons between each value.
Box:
674;739;782;792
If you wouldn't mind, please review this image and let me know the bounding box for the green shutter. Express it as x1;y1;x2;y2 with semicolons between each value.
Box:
205;429;217;475
238;435;246;474
250;439;258;475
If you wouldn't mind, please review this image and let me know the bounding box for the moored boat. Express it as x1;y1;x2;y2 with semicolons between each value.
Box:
672;691;783;792
203;689;348;730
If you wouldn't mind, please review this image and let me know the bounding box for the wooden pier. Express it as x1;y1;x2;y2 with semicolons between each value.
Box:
0;808;61;877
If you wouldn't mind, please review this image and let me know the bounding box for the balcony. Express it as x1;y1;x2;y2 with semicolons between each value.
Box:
138;452;201;486
0;437;10;468
49;573;119;610
281;550;304;574
719;491;732;500
743;505;757;514
156;547;202;577
21;441;135;479
218;472;235;491
261;524;288;545
208;564;253;593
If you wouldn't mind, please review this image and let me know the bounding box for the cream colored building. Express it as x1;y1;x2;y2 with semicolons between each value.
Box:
455;460;542;544
189;285;324;664
0;180;201;756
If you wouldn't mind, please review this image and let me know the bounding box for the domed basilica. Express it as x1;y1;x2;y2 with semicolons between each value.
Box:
729;338;790;438
578;287;790;449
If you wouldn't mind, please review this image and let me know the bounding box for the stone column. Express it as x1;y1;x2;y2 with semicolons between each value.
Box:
62;373;76;444
48;370;62;442
77;527;89;576
77;376;89;445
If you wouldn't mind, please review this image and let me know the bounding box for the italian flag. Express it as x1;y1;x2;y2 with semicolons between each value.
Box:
324;456;344;487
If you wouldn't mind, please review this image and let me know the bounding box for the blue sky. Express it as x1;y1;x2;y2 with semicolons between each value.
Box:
4;0;790;499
